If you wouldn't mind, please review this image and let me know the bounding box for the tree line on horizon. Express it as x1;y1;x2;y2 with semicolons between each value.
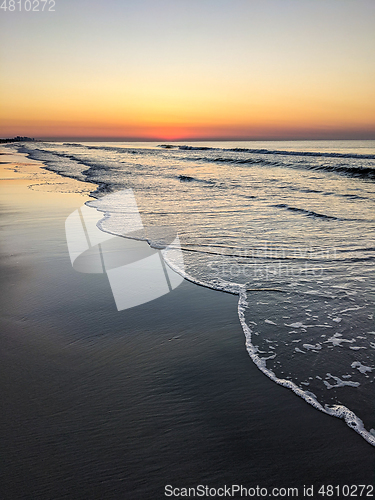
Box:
0;136;35;143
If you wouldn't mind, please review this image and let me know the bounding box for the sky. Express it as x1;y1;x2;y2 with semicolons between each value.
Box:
0;0;374;141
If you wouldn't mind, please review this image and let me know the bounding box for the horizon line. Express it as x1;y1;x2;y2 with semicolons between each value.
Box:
3;136;375;142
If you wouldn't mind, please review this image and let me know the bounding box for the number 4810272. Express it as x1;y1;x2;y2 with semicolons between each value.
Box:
1;0;55;11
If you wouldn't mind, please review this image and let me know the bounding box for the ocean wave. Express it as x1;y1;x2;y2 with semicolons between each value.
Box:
197;156;283;167
272;203;340;220
176;152;375;179
159;144;217;151
191;145;375;159
61;142;145;155
177;174;215;185
211;157;375;179
230;147;375;160
158;144;375;160
308;164;375;179
272;185;373;202
85;144;145;155
178;175;194;181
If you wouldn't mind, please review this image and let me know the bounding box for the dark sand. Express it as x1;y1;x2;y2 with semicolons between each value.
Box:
0;150;374;499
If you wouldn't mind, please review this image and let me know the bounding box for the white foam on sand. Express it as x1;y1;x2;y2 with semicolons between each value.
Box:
238;291;375;447
323;373;360;389
325;333;355;347
303;343;322;350
351;362;373;374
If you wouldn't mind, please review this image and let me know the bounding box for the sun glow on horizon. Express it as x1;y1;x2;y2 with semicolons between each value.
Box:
1;0;374;140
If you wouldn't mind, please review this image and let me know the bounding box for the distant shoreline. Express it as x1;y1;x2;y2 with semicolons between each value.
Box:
0;136;35;144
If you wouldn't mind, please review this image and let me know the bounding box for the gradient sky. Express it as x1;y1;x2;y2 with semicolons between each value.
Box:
1;0;374;140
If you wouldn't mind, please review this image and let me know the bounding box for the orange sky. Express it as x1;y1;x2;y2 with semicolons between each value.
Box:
1;0;374;140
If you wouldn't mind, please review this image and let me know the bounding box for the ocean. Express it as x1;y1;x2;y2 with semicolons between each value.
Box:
14;139;375;447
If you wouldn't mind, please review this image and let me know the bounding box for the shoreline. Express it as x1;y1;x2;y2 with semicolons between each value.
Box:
0;147;374;498
66;140;375;448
